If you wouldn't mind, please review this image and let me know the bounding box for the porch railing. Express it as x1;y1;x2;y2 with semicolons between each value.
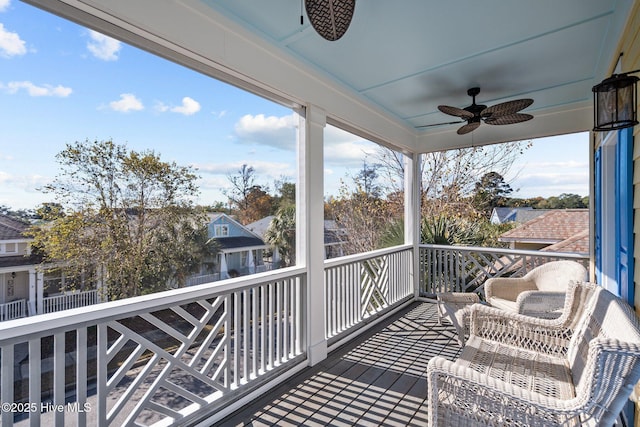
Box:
0;299;26;321
42;290;99;314
324;245;414;340
419;244;589;296
0;268;306;427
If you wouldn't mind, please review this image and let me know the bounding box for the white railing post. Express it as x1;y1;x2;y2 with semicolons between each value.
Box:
298;105;327;366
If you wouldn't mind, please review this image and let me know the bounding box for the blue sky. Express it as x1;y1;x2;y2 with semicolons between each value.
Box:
0;1;588;210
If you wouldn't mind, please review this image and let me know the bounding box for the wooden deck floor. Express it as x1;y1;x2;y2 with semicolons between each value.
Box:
221;301;462;426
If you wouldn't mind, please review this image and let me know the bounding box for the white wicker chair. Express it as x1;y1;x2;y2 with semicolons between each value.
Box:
484;260;588;318
427;282;640;427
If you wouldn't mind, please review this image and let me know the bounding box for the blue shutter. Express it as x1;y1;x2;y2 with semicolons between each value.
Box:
594;147;603;285
616;127;634;305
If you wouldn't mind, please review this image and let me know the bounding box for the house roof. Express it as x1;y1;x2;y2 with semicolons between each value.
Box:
245;216;274;239
499;209;589;245
0;215;29;241
491;207;536;224
541;229;590;254
215;236;266;251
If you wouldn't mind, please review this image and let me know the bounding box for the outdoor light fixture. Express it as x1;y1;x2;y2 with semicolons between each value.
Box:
593;68;640;132
303;0;355;41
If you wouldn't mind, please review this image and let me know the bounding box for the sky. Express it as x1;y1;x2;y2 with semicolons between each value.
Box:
0;1;588;211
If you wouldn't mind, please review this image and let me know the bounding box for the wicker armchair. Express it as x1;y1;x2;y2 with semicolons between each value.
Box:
484;260;588;318
427;282;640;426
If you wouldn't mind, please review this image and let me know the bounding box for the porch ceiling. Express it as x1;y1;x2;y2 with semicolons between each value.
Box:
200;0;632;151
25;0;635;153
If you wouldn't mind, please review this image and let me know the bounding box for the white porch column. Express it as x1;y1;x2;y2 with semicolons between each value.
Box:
35;270;44;314
28;268;36;316
298;105;327;366
405;152;421;298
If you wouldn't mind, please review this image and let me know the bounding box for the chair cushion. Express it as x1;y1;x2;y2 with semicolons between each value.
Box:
459;335;575;400
487;297;518;312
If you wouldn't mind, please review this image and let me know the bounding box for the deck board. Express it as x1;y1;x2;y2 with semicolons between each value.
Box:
222;302;462;426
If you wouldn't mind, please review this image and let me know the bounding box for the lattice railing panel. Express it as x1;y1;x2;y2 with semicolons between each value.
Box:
419;244;589;296
325;246;413;339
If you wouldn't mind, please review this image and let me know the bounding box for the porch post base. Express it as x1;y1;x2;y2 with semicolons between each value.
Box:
307;340;327;366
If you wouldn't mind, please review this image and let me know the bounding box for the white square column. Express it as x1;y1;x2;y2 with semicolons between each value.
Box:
297;105;327;366
404;152;421;298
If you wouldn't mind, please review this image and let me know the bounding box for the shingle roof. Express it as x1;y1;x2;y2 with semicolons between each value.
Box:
499;209;589;244
245;216;274;239
215;236;266;250
541;229;589;254
0;214;29;240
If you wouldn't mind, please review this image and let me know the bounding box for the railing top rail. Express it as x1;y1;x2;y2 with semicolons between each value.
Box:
419;243;589;260
0;266;306;344
324;244;412;268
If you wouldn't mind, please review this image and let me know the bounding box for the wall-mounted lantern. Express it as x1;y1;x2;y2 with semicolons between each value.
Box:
593;69;639;132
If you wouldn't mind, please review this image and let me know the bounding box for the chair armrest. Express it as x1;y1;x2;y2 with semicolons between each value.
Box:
516;290;566;317
468;304;572;356
485;277;537;301
427;356;584;426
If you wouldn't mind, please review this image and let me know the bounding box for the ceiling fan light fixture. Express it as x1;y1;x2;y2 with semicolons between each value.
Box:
424;87;534;134
305;0;355;41
592;71;639;132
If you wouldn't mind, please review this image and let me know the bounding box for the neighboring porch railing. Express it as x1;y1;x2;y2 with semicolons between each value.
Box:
324;245;414;340
0;299;26;321
42;290;99;314
419;244;590;296
0;268;306;427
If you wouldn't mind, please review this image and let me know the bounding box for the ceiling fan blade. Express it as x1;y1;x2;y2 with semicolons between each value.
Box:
438;105;474;119
484;113;533;125
415;120;466;128
457;121;481;135
481;98;533;118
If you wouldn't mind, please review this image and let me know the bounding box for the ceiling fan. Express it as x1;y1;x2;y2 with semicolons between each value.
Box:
419;87;534;135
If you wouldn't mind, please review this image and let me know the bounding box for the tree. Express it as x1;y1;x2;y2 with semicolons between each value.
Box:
373;142;528;218
239;186;274;224
225;164;275;224
537;193;588;209
473;171;513;217
28;139;216;300
329;172;396;255
225;164;256;214
265;203;296;267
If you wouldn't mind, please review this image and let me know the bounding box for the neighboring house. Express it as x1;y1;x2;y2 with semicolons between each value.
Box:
323;220;347;259
187;213;270;286
498;209;589;253
0;214;101;321
246;216;348;261
489;207;551;225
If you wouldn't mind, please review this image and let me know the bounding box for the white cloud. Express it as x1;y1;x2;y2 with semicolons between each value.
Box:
234;113;297;150
0;171;50;192
109;93;143;112
155;97;201;115
171;97;201;115
0;0;10;12
86;30;121;61
0;23;26;57
1;81;72;97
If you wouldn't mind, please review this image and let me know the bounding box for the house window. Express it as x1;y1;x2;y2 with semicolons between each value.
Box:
214;224;229;237
4;243;17;253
